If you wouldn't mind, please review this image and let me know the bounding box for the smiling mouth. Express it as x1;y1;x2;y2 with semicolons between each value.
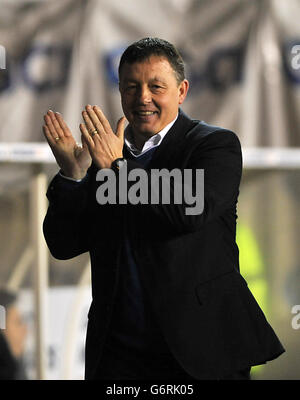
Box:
134;110;158;117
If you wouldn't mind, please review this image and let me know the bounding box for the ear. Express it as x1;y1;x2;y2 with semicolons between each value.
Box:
178;79;189;105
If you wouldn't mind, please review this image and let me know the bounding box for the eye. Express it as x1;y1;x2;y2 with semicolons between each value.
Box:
151;85;164;92
123;84;137;92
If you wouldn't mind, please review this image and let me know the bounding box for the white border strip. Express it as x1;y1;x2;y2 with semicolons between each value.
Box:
1;143;300;168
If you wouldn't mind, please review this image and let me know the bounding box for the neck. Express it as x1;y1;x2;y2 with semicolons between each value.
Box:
132;131;153;151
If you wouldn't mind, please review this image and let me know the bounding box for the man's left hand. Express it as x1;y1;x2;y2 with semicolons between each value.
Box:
80;105;126;169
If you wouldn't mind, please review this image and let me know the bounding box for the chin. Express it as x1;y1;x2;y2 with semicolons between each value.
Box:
133;124;158;137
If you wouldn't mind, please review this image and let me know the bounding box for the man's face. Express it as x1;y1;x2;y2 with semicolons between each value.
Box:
119;56;189;139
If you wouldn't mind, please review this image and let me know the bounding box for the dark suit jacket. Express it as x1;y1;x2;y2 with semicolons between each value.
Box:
43;109;285;379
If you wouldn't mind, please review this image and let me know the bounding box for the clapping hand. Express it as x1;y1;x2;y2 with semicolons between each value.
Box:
43;110;92;180
79;105;126;170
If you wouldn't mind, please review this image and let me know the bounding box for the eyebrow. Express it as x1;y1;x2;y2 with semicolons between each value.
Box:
151;77;167;85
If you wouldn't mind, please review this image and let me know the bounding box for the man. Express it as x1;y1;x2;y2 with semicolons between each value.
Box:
0;287;28;380
43;37;284;380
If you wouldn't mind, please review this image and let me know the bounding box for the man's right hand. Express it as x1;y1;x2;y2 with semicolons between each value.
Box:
43;110;92;180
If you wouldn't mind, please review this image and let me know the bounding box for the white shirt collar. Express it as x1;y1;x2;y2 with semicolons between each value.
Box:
125;114;178;157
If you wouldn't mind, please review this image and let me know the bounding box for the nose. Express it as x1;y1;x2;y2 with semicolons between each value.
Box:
138;85;152;104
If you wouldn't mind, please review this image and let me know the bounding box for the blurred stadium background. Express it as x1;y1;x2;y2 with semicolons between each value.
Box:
0;0;299;379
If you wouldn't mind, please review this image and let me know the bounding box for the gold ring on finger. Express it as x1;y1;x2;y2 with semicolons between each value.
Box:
55;137;60;141
91;129;98;136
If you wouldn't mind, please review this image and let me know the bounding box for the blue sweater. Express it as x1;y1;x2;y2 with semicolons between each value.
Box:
105;146;170;355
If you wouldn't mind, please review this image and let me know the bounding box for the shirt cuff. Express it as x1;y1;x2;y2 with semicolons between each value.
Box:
58;171;87;182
